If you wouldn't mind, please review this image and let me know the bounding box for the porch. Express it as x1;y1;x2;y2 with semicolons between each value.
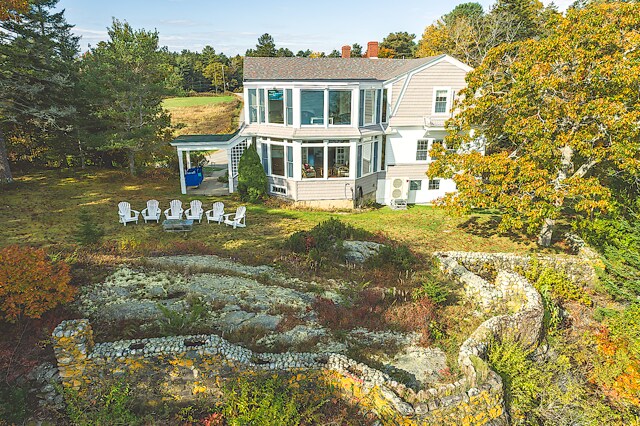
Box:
169;131;248;195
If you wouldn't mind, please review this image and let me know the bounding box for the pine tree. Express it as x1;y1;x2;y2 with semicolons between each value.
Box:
246;33;277;57
80;19;172;175
237;144;267;203
0;0;79;182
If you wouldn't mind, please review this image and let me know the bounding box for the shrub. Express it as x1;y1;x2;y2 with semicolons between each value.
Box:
237;144;268;203
368;244;417;271
0;246;75;323
157;295;207;336
525;260;590;305
313;289;388;331
285;218;371;261
0;385;28;425
75;210;105;246
64;380;142;426
412;279;449;304
218;371;348;425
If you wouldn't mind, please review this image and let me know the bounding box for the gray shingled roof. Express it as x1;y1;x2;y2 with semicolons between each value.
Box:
243;55;444;81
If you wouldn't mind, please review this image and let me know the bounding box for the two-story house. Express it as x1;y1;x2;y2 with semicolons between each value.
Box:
171;42;472;208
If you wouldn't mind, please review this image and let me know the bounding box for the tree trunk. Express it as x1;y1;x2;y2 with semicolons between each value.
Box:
128;150;135;176
0;128;14;184
538;218;555;247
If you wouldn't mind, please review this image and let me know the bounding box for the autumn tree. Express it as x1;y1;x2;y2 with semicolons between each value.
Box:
379;32;416;58
80;19;172;175
0;245;75;323
429;2;640;246
0;0;28;21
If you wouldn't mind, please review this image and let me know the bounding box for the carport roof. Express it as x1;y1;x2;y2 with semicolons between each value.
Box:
170;130;241;150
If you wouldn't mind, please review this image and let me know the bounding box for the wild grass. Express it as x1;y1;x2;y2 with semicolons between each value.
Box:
167;97;241;136
162;95;236;108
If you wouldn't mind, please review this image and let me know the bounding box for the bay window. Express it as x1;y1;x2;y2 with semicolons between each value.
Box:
286;89;293;125
329;90;351;125
301;90;324;125
302;146;324;178
328;144;350;178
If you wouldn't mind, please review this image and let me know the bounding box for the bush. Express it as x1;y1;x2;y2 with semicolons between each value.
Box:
368;244;417;271
412;279;449;304
0;385;28;425
524;260;590;305
0;246;75;323
384;296;437;345
237;144;268;203
75;210;105;246
64;380;142;426
285;218;371;261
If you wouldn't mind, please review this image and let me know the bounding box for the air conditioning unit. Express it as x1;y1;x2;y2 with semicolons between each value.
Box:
388;178;408;210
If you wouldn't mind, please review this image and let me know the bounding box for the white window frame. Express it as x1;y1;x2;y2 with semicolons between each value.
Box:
409;180;422;191
432;87;452;116
266;89;285;125
300;89;326;127
362;89;378;126
416;139;430;161
428;179;441;190
328;89;352;127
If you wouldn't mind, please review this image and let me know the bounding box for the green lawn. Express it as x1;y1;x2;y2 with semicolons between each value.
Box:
0;169;540;265
163;95;237;109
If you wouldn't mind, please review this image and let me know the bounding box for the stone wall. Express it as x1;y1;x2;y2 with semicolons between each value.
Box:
52;252;549;425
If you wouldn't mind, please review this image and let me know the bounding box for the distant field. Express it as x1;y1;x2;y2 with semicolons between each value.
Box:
163;95;237;109
164;95;242;136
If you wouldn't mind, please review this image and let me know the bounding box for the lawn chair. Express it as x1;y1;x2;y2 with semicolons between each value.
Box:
118;201;139;226
164;200;183;220
141;199;161;223
185;200;204;223
223;206;246;229
205;202;225;224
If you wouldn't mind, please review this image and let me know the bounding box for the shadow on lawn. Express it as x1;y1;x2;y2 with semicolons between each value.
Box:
457;215;530;243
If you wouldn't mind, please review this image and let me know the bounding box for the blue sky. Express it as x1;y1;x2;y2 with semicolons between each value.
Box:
57;0;570;56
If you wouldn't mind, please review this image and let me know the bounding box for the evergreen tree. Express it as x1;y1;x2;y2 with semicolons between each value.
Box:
379;32;416;58
276;47;294;57
351;43;363;57
246;33;277;57
80;19;172;175
327;49;341;58
0;0;79;182
237;143;267;203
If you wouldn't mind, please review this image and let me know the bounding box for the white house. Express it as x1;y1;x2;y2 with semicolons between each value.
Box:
171;42;473;208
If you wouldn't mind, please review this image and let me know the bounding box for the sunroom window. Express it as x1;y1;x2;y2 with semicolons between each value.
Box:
268;89;284;124
328;144;350;178
302;146;324;178
270;145;285;176
286;89;293;125
329;90;351;125
248;89;257;123
301;90;324;125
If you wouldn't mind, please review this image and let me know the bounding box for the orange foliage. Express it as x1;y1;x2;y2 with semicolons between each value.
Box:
0;245;75;322
0;0;29;21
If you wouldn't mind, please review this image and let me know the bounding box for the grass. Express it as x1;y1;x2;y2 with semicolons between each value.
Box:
165;96;241;136
0;169;540;265
163;95;237;108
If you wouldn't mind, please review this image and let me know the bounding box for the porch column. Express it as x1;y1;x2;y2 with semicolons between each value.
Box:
177;149;187;195
227;148;234;193
186;150;192;169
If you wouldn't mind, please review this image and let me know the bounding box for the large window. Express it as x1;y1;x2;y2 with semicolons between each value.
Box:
328;145;350;178
302;146;324;178
286;89;293;125
329;90;351;125
258;89;265;122
270;145;285;176
268;89;284;124
301;90;324;125
434;89;449;114
416;139;429;161
248;89;257;123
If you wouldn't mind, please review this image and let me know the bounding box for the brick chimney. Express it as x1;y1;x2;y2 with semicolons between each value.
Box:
365;41;379;59
341;45;351;58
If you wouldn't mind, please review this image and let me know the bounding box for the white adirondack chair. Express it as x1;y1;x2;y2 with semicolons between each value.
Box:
141;199;161;223
223;206;246;229
205;202;225;224
185;200;204;223
118;201;139;226
164;200;183;220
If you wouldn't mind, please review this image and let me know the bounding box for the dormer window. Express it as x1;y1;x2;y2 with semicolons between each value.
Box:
433;87;451;115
